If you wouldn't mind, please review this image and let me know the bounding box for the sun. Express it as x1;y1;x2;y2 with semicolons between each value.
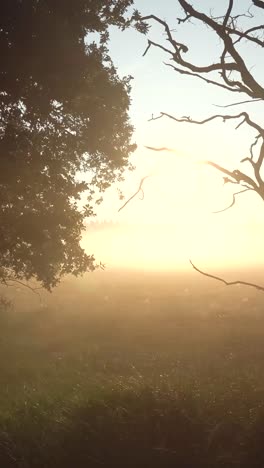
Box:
118;150;221;224
87;145;264;271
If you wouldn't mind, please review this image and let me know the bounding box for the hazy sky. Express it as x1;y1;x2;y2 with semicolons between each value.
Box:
84;1;264;271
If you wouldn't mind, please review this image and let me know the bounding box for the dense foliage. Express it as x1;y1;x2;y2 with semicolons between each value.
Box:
0;0;136;289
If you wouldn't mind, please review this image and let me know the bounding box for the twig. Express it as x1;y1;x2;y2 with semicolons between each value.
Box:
250;134;262;159
118;176;150;212
165;62;243;94
3;277;43;301
189;260;264;292
177;0;264;99
213;98;262;108
140;3;264;99
145;144;259;192
223;0;233;29
144;146;176;152
212;188;252;213
142;40;152;57
148;111;264;136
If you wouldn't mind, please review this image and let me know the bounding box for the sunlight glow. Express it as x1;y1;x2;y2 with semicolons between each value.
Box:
87;142;264;272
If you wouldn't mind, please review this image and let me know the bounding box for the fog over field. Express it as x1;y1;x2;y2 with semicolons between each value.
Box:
82;221;264;272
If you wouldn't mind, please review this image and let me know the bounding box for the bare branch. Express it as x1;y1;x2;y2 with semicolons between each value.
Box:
231;25;264;47
211;8;264;47
142;39;173;58
142;40;152;57
223;0;234;28
189;260;264;292
145;145;177;152
118;176;150;212
140;16;240;74
252;0;264;9
220;46;254;95
212;188;252;213
250;134;262;159
177;13;192;24
144;145;260;192
149;111;264;137
3;277;43;299
140;15;188;53
140;2;264;99
203;160;259;192
213;98;262;108
165;63;244;94
254;140;264;185
177;0;264;99
241;138;264;187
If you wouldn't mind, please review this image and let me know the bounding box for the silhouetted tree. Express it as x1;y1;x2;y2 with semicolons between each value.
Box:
0;0;136;290
135;0;264;290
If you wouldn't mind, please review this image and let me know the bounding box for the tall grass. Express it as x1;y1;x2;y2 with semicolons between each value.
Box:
0;269;264;467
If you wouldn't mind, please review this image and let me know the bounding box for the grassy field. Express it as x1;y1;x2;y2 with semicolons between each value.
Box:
1;268;264;467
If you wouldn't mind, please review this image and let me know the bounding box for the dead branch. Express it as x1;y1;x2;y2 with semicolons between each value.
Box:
142;39;172;58
212;188;253;213
144;145;260;195
135;1;264;293
118;176;150;212
2;277;43;300
147;114;264;190
165;62;244;94
139;1;264;99
148;109;264;189
189;260;264;292
223;0;234;29
213;98;262;108
203;160;259;192
144;145;176;152
178;0;264;98
210;7;264;47
148;111;264;136
231;25;264;47
252;0;264;9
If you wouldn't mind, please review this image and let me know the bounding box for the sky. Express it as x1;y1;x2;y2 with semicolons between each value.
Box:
83;0;264;272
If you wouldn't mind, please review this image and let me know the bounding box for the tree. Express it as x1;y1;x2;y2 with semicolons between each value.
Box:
133;0;264;290
0;0;136;290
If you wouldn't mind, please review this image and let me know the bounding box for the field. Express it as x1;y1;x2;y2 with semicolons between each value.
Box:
1;268;264;467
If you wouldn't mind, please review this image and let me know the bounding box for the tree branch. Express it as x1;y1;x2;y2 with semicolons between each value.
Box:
144;145;260;193
149;111;264;137
189;260;264;292
252;0;264;9
231;25;264;47
177;0;264;99
213;98;262;108
2;277;43;299
212;188;253;213
140;15;240;74
223;0;234;29
140;2;264;99
118;176;150;212
165;63;245;94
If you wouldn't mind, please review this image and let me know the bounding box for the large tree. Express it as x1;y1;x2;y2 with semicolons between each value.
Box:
0;0;136;290
134;0;264;290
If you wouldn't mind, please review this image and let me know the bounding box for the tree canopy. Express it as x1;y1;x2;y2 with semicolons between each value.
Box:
0;0;136;290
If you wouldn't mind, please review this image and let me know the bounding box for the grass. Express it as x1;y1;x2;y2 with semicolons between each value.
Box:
0;269;264;467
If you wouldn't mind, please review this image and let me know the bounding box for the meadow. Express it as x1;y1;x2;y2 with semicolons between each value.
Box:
1;268;264;467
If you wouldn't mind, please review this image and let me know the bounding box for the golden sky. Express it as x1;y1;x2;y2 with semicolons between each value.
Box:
83;0;264;272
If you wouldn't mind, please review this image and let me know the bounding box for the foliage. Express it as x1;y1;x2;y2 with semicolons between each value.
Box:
0;0;136;289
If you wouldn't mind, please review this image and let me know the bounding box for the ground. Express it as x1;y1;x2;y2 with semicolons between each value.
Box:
0;269;264;467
